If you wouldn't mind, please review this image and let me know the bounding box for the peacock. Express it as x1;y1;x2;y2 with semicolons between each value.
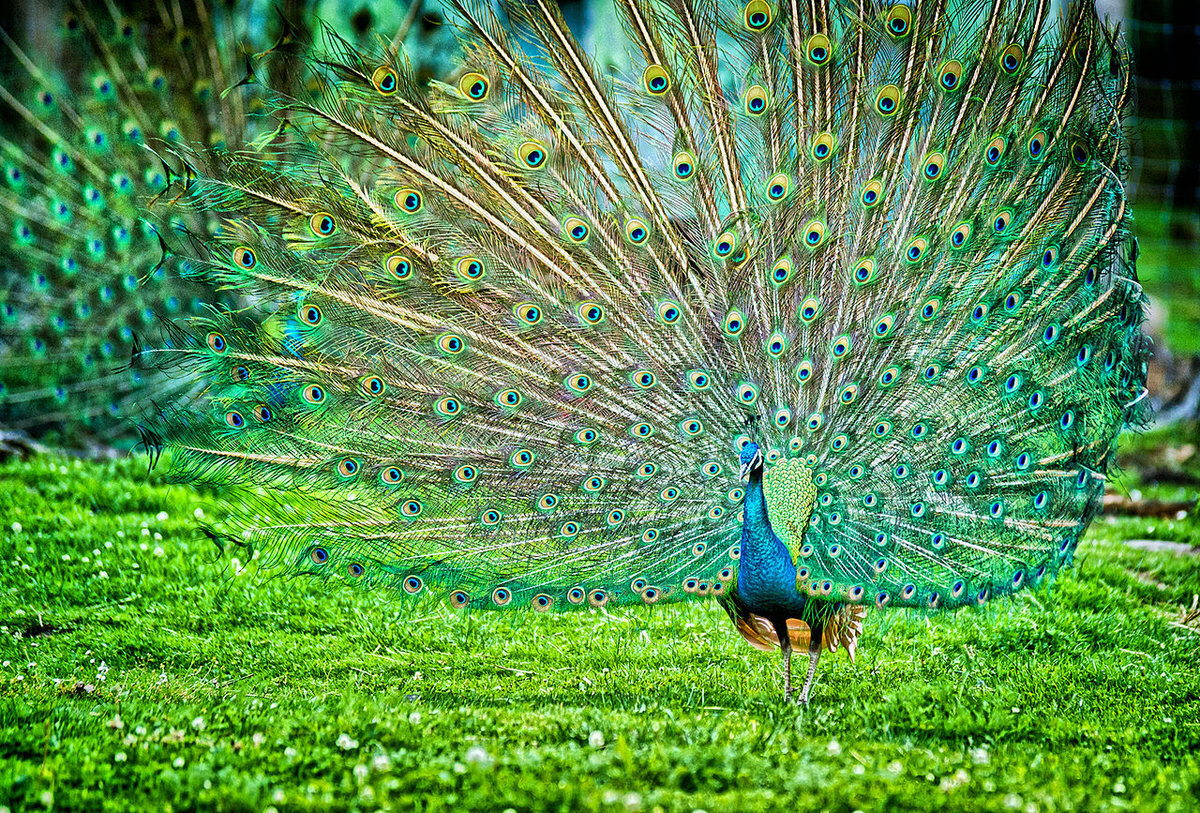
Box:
135;0;1148;703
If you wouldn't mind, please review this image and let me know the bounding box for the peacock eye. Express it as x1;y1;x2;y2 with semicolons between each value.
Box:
437;333;465;355
563;217;590;243
1028;130;1047;159
811;133;835;162
672;151;696;179
885;4;912;38
1071;140;1091;166
308;212;336;236
642;64;671;95
743;0;773;30
1000;43;1024;75
938;60;963;91
456;256;486;281
922;153;945;181
371;65;398;94
459;72;490;100
806;33;832;65
624;219;649;245
232;246;256;269
875;84;900;116
860;180;883;208
985;135;1006;165
300;304;323;326
744;85;769;116
515;303;543;325
517;140;547;168
804;220;827;248
395;188;423;213
384;253;412;279
360;376;386;396
724;310;746;336
766;173;789;201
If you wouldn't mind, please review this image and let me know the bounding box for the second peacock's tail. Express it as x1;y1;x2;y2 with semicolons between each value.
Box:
0;1;289;445
138;0;1147;658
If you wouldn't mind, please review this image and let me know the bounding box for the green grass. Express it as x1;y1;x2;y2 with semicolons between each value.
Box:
2;432;1199;812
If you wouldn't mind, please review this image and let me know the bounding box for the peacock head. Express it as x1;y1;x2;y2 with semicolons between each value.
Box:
738;441;764;481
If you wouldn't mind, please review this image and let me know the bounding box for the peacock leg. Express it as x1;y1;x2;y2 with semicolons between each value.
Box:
774;620;793;703
798;619;824;704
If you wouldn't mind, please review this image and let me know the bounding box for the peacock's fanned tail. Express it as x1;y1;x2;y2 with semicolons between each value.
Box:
144;0;1147;615
0;1;283;443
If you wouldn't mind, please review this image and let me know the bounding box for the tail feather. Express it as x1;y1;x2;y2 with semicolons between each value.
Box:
139;0;1147;615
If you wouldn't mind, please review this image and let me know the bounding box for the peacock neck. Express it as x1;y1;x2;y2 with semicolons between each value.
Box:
737;470;804;616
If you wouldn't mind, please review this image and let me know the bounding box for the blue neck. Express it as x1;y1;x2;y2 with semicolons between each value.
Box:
736;469;806;617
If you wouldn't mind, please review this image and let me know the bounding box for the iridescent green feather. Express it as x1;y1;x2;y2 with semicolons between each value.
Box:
141;0;1147;617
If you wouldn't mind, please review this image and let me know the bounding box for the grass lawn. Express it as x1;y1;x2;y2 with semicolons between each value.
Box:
1;429;1199;812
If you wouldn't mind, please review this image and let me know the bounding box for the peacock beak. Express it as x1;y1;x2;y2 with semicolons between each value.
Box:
739;462;752;482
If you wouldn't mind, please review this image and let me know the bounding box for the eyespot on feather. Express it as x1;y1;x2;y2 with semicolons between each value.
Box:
231;246;256;269
395;188;422;213
1000;43;1024;75
624;218;650;245
456;256;486;281
672;151;696;179
811;132;836;161
806;33;832;64
937;59;963;91
743;0;773;30
308;212;336;237
371;65;398;95
875;84;901;116
516;140;547;169
744;85;768;116
885;4;912;38
360;375;386;397
563;216;590;243
860;179;884;208
384;253;412;280
642;64;671;95
459;71;489;100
